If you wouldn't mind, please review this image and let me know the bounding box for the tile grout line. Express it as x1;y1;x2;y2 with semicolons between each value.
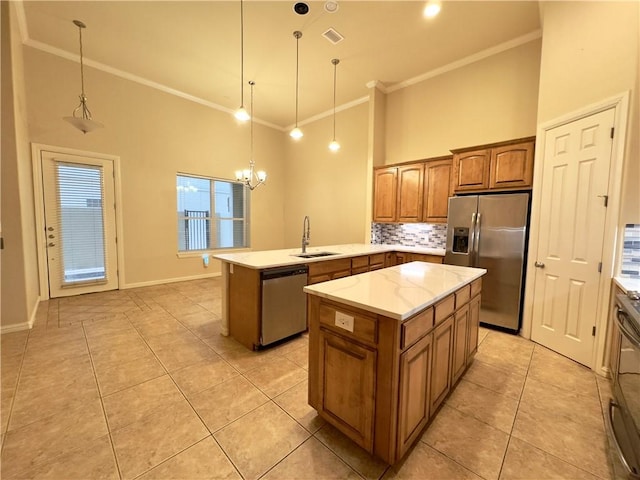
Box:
81;319;125;480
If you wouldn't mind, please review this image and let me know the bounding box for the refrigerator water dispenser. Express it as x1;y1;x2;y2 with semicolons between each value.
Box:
452;227;469;253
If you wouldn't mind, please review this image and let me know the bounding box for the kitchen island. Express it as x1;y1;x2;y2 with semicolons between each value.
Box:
212;244;445;349
304;261;486;464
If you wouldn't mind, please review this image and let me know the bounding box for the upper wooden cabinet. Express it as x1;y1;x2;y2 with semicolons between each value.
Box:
373;156;452;224
397;165;424;223
451;137;535;193
373;167;398;222
423;159;452;223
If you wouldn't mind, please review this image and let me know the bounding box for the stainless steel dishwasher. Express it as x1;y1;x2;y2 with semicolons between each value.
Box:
260;265;308;346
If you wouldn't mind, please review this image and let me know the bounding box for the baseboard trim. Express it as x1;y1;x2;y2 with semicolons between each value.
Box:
122;272;221;290
1;296;40;334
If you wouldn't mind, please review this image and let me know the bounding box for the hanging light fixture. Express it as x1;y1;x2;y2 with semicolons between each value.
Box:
289;31;303;139
329;58;341;152
235;81;266;190
234;0;250;122
63;20;103;134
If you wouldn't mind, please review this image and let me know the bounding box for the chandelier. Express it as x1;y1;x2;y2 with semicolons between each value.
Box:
235;81;266;190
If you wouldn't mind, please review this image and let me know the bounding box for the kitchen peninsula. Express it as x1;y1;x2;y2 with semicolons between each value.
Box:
213;244;445;350
304;261;486;464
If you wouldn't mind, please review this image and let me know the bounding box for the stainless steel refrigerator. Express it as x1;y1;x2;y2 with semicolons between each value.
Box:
444;193;530;331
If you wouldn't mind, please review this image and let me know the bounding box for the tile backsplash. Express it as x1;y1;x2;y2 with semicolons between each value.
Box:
621;223;640;278
371;223;447;249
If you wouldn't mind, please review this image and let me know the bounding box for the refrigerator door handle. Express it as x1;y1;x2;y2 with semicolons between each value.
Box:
473;213;481;264
469;213;477;263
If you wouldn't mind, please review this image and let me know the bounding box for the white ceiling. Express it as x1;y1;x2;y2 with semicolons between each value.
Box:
19;1;541;129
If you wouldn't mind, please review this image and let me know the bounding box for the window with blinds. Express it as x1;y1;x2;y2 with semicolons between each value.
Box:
177;174;249;251
55;162;107;285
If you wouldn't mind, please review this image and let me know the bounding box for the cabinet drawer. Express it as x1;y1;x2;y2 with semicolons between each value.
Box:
434;294;455;324
369;253;386;267
308;258;352;277
401;307;434;349
455;285;470;308
351;266;369;275
470;278;482;298
319;303;377;344
351;256;369;269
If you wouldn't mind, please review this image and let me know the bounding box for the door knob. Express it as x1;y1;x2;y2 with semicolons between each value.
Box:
534;261;545;268
48;242;55;247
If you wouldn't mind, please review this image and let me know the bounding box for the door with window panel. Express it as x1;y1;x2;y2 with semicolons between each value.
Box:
41;152;118;297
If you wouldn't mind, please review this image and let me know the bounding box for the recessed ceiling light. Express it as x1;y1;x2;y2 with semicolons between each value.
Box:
424;1;441;18
324;1;339;13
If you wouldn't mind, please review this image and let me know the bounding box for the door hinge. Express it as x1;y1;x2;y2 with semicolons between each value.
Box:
0;237;3;250
592;326;596;336
598;262;602;273
610;127;615;139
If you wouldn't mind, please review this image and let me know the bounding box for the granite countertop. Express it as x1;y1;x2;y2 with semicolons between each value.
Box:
614;276;640;294
303;261;486;321
212;243;446;269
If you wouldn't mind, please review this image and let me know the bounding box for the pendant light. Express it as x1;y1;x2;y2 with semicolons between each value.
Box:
289;31;303;139
329;58;340;152
235;81;266;190
63;20;103;134
234;0;250;122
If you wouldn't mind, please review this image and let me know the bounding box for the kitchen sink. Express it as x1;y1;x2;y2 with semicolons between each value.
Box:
292;251;340;258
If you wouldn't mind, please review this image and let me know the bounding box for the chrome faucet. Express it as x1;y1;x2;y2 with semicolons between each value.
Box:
302;215;310;253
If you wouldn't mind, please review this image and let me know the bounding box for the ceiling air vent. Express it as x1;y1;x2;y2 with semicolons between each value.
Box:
322;28;344;45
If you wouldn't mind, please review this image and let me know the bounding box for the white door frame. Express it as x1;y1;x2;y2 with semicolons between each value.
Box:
32;143;126;300
522;91;630;376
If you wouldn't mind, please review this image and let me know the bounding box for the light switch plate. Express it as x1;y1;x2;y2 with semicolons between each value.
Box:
335;311;354;332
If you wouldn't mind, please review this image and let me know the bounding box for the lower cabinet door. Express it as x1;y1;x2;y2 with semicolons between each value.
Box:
397;333;432;459
430;316;453;413
467;294;481;363
318;328;376;451
452;304;470;384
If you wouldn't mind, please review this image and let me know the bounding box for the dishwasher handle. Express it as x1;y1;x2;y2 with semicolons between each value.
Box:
261;265;308;281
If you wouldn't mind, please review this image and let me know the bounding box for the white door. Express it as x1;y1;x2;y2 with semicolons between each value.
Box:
41;152;118;298
531;108;615;366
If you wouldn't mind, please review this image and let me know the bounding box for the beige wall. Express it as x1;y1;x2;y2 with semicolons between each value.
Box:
384;39;542;164
22;46;287;287
537;0;639;229
283;103;369;248
1;2;40;330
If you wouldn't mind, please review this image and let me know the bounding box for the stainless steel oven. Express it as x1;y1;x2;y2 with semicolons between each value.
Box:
608;291;640;478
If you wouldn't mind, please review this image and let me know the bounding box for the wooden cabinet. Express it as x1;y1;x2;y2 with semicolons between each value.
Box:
318;328;376;450
397;333;432;459
397;164;424;223
308;258;352;284
351;253;387;275
308;279;482;464
393;252;444;266
467;293;481;362
373;167;398;222
423;159;452;223
430;316;453;413
451;304;470;384
451;137;535;193
373;156;452;224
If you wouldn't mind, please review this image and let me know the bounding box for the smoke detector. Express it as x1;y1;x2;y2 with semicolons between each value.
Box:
324;1;339;13
322;27;344;45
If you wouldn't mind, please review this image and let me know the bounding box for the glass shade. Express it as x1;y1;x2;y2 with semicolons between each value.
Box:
424;1;441;17
290;127;303;139
235;107;250;122
329;140;341;152
63;116;104;134
256;171;267;182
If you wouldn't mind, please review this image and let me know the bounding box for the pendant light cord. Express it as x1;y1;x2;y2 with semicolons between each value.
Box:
78;25;86;97
239;0;245;107
294;31;302;127
249;81;254;167
332;60;337;139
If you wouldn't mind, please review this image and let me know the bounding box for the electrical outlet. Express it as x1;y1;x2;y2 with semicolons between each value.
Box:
335;311;354;332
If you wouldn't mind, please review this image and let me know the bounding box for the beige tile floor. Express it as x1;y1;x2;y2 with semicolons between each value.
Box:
0;277;624;479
